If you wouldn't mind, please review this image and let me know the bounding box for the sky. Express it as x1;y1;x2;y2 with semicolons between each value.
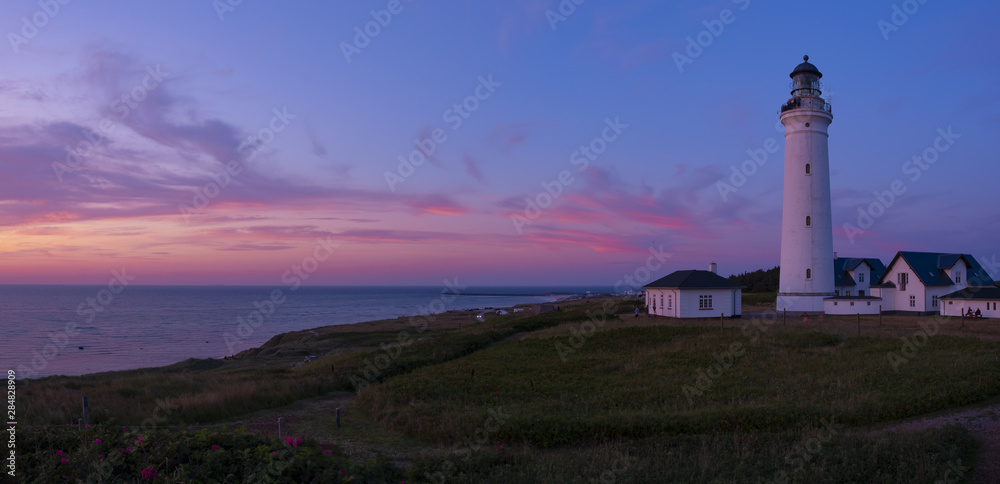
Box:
0;0;998;286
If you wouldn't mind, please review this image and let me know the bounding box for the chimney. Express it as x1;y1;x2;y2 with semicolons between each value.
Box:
709;262;718;274
833;252;838;259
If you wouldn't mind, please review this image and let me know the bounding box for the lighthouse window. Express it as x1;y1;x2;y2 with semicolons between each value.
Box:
805;123;811;127
805;164;811;175
806;269;812;279
806;216;811;227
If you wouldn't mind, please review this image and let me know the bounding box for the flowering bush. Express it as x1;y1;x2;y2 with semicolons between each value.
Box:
20;420;404;482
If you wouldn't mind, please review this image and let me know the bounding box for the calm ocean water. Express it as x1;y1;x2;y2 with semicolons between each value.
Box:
1;285;608;379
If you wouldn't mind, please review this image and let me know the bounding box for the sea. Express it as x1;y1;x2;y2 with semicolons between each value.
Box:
1;285;610;379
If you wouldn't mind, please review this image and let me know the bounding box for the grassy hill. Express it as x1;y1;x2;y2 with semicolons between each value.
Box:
17;298;996;482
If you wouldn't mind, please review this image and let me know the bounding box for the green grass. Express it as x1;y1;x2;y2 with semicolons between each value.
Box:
17;300;999;482
356;325;1000;447
20;309;596;426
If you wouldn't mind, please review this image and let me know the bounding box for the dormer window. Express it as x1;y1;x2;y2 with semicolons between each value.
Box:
858;272;865;283
806;216;811;227
956;272;961;284
805;164;811;175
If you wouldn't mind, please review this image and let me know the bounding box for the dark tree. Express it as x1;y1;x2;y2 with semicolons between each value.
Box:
728;266;780;293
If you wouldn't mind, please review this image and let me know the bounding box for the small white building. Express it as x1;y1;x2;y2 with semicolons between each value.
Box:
940;285;1000;318
873;252;996;315
644;264;742;318
823;257;886;315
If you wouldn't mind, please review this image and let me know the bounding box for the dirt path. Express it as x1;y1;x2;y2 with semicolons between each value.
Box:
879;397;1000;483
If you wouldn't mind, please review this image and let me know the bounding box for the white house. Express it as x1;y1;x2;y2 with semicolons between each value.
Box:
823;257;886;315
644;264;742;318
872;252;995;315
940;285;1000;318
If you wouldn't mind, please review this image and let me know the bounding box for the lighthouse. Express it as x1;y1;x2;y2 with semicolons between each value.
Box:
776;55;835;313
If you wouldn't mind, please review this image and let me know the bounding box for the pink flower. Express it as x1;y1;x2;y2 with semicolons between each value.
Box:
94;439;102;443
123;426;127;431
140;466;158;479
55;450;63;455
271;451;276;455
98;454;105;460
60;457;67;464
323;450;332;455
211;445;219;450
137;436;144;442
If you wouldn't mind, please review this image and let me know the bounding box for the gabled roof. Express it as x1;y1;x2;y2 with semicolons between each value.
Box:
877;251;996;287
941;286;1000;301
643;270;743;289
833;257;886;286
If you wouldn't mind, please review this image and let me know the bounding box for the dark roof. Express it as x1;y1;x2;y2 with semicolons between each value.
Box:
878;252;996;287
941;286;1000;301
833;257;886;286
824;296;882;301
870;281;896;289
790;55;822;78
643;270;743;289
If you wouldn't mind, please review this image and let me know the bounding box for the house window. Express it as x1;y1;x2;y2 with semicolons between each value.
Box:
932;296;939;308
806;269;812;279
858;290;865;296
699;295;713;310
850;302;855;306
910;295;916;308
955;272;961;284
898;272;908;291
660;295;664;311
846;290;851;296
668;295;672;309
834;302;838;306
867;302;871;306
805;163;811;175
806;216;811;227
858;272;865;283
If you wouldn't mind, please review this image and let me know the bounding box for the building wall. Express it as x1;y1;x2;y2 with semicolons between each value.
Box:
824;299;881;315
880;260;925;313
647;288;740;318
941;299;1000;318
849;261;873;295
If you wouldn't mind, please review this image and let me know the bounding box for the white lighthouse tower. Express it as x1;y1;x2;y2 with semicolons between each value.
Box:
776;55;835;313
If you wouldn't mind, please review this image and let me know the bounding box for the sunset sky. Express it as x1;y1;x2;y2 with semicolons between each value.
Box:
1;0;998;286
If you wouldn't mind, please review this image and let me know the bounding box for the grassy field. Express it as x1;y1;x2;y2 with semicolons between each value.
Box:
16;298;999;482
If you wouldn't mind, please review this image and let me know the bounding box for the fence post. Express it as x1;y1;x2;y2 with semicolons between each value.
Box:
278;417;283;439
336;408;341;428
857;313;861;336
82;396;89;426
